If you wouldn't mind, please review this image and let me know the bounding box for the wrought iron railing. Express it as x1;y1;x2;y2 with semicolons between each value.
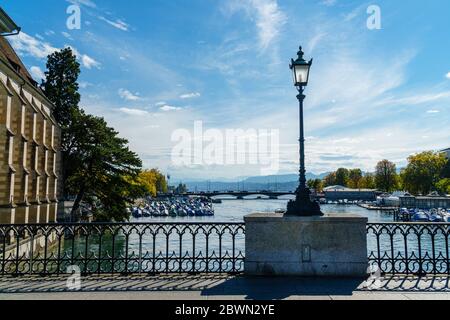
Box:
2;221;450;277
0;223;245;276
367;223;450;275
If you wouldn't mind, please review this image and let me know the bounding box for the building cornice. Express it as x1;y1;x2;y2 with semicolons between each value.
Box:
0;57;59;127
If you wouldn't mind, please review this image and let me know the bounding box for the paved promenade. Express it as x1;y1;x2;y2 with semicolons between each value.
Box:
1;274;450;300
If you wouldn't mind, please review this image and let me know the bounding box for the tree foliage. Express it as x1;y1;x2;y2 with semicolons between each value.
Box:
42;48;144;221
323;172;336;187
375;160;398;192
360;173;376;189
138;169;168;197
348;169;363;189
436;179;450;195
442;159;450;179
174;183;188;194
307;179;323;193
401;151;447;195
335;168;349;187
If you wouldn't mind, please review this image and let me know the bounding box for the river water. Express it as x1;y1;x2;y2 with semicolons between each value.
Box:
132;198;395;223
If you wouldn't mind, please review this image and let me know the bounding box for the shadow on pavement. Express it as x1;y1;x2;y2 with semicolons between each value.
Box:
201;276;364;300
1;275;449;298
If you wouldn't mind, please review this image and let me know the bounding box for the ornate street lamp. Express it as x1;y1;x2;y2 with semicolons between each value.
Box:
286;46;323;216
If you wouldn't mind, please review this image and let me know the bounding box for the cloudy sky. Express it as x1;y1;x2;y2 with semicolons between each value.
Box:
4;0;450;181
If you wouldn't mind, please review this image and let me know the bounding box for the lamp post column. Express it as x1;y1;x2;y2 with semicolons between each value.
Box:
298;86;306;190
286;46;322;216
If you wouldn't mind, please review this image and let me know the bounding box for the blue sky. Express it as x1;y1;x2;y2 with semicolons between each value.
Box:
4;0;450;180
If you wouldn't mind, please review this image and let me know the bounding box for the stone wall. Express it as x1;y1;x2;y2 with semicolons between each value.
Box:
0;67;61;225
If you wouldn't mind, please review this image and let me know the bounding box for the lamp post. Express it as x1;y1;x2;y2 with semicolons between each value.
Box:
286;46;323;217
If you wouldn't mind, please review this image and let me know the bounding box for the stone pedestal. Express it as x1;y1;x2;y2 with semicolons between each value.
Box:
244;213;368;277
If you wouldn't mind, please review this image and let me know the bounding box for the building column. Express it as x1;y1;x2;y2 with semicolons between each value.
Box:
6;93;16;213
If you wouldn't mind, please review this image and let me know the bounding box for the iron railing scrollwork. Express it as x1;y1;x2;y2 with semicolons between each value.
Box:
0;223;245;276
367;223;450;276
2;221;450;277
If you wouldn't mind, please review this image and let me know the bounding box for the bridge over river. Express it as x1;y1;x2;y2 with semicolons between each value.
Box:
161;191;296;200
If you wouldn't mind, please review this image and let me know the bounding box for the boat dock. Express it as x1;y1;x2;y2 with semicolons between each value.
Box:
357;203;399;211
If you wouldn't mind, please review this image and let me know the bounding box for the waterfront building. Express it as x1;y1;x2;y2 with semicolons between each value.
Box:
323;185;377;202
0;10;61;225
400;195;450;209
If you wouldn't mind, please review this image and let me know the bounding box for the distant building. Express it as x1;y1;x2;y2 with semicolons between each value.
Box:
400;195;450;209
0;8;61;225
323;185;377;202
441;148;450;159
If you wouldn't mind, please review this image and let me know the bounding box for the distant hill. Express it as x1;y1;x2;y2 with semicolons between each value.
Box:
183;173;330;192
243;173;328;184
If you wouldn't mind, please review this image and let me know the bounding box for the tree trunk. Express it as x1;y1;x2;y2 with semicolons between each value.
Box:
70;159;93;222
70;183;86;222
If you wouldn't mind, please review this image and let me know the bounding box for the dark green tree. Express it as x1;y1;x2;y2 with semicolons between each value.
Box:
348;169;363;189
175;183;188;194
335;168;349;187
375;160;398;192
42;48;144;221
307;179;323;193
65;114;143;221
442;158;450;179
42;48;81;195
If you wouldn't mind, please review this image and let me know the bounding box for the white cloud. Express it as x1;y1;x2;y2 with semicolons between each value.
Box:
226;0;287;50
155;101;167;106
9;32;59;59
69;46;101;69
118;88;140;101
61;32;74;40
119;108;148;116
98;16;130;31
180;92;201;99
306;32;327;53
81;54;100;69
160;105;182;111
321;0;337;6
427;109;440;114
79;81;92;89
446;72;450;79
30;66;46;81
66;0;96;8
9;32;100;70
377;91;450;107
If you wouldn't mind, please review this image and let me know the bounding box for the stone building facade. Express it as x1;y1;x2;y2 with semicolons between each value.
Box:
0;36;61;225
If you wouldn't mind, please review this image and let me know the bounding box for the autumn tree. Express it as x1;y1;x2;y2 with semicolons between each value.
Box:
307;179;324;193
436;179;450;195
323;172;336;187
360;173;376;189
138;169;168;197
348;169;363;189
401;151;447;195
